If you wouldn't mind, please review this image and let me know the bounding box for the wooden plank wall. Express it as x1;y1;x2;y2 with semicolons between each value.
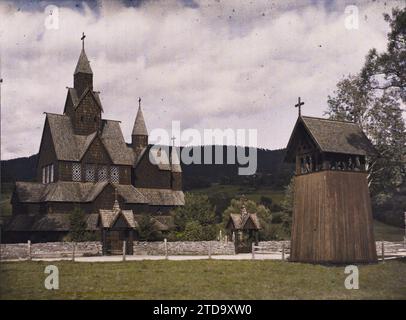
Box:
291;171;377;263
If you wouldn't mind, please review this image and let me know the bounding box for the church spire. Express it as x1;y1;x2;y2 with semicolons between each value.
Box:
132;98;148;136
74;32;93;96
132;98;148;152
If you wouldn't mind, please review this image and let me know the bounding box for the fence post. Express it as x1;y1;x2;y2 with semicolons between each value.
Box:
381;241;385;263
27;240;31;260
282;243;285;261
122;241;126;262
164;238;168;260
72;242;76;262
404;211;406;249
208;242;212;259
251;243;255;260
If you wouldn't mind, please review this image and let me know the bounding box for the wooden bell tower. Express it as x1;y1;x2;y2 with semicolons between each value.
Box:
285;100;377;263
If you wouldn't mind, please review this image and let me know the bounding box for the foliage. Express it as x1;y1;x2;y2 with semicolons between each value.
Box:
171;193;217;240
260;196;273;208
325;8;406;226
137;214;163;241
69;206;92;242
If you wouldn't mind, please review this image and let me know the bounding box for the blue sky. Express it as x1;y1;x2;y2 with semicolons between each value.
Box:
0;0;403;159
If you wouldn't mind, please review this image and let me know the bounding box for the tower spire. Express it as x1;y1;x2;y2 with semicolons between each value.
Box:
132;98;149;152
74;33;93;96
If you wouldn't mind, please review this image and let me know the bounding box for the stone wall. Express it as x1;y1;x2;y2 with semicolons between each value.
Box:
0;241;235;259
0;241;102;260
133;241;235;256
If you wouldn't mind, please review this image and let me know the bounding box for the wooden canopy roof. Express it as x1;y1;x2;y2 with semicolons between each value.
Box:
285;116;376;162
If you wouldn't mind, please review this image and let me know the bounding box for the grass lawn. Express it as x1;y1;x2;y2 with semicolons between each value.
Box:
1;259;405;299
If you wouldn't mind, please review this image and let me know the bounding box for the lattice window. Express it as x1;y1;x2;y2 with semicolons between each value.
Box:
110;166;119;183
85;164;96;182
98;166;108;182
72;163;81;181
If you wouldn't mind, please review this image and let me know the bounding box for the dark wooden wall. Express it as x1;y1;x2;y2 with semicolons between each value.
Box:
133;154;172;189
290;170;377;263
36;120;57;182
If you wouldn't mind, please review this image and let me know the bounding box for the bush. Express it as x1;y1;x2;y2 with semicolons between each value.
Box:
172;193;216;231
69;206;93;242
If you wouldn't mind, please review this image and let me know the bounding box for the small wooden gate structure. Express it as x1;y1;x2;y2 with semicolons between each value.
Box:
100;200;136;255
226;199;261;254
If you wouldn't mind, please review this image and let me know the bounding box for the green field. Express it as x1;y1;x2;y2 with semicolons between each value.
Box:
1;259;405;299
190;184;285;204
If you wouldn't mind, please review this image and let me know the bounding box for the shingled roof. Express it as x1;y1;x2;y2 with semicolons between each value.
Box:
14;181;183;206
67;87;103;112
286;116;376;161
45;113;133;165
132;106;148;136
137;188;185;206
74;48;93;75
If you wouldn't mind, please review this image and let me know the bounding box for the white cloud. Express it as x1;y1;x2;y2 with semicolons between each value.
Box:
0;0;400;159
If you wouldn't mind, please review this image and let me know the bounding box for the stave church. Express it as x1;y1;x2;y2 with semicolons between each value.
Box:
4;36;184;253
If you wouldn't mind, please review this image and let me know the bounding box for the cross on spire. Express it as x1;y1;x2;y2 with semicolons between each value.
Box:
81;32;86;50
138;97;141;108
295;97;304;117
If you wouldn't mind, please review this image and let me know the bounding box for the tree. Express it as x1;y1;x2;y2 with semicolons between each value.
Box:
326;7;406;226
280;178;294;235
171;193;217;240
183;221;205;241
69;206;88;242
326;7;406;195
137;213;161;241
172;193;216;231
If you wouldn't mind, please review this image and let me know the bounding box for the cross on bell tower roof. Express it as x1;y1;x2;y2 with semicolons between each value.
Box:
295;97;304;117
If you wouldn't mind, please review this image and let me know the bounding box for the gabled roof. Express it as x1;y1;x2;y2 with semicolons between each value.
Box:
100;120;135;165
228;213;261;230
66;87;103;112
44;113;133;165
285;116;376;161
132;106;148;136
74;48;93;75
99;206;137;229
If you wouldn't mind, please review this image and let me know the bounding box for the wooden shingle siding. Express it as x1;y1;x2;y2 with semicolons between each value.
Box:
291;171;377;263
73;91;101;135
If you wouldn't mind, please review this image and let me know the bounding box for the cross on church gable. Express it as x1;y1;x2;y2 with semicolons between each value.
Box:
295;97;305;116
